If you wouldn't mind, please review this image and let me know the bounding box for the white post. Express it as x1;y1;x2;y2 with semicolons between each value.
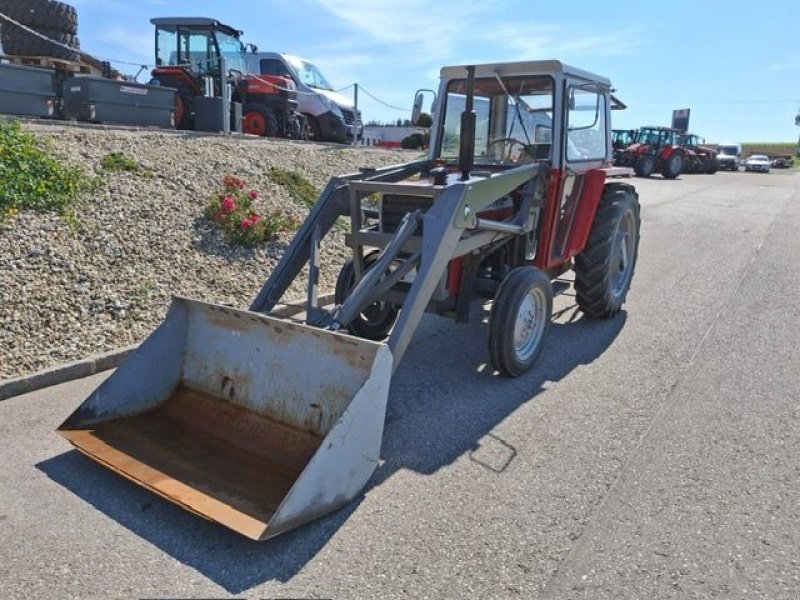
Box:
220;57;230;135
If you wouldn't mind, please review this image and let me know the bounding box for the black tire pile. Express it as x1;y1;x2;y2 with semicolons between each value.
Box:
0;0;80;61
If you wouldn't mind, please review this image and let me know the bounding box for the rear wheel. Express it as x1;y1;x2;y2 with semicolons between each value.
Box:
488;267;553;377
575;184;641;318
335;252;399;340
0;0;78;33
634;154;655;177
660;151;683;179
243;105;278;137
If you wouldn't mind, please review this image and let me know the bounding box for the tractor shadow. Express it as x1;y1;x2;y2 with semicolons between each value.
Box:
35;294;625;595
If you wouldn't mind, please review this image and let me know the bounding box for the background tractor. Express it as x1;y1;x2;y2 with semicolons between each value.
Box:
679;133;718;174
58;60;641;541
149;17;305;139
616;125;684;178
612;128;638;164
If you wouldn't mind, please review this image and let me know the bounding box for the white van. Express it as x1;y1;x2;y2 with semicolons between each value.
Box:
716;143;741;171
246;52;362;143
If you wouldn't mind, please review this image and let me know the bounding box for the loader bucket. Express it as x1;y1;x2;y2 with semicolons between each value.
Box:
57;297;393;541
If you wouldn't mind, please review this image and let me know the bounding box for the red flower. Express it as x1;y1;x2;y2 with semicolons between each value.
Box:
223;175;246;190
249;213;261;225
240;217;254;230
249;189;259;200
221;197;236;213
238;180;246;189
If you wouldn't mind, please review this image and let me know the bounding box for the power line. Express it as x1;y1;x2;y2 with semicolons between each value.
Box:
357;85;409;112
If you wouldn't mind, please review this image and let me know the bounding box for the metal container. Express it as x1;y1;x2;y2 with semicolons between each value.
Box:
57;297;393;541
0;62;57;118
61;76;176;128
194;96;242;133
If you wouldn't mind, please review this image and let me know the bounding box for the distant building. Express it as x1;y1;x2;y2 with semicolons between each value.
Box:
360;126;428;148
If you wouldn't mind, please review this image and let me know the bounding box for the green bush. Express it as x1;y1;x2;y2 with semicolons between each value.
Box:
401;132;430;150
0;121;89;220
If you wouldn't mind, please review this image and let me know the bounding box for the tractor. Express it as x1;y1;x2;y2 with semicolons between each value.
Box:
612;128;638;164
149;17;304;139
58;60;642;541
678;133;718;174
616;126;685;179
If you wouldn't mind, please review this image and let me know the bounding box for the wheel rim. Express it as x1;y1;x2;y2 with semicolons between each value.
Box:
244;112;266;136
611;208;636;298
513;287;548;362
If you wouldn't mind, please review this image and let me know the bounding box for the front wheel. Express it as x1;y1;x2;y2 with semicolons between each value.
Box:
634;154;655;177
334;252;399;340
243;104;278;137
574;184;641;318
488;267;553;377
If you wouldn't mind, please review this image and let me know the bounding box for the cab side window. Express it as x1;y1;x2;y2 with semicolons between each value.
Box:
259;59;291;78
566;87;607;162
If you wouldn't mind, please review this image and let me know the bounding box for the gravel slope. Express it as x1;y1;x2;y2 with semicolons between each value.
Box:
0;126;412;379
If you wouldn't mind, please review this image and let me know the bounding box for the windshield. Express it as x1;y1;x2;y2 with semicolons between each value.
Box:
216;30;247;73
718;145;738;156
751;155;768;161
285;56;333;90
639;128;673;146
439;75;554;164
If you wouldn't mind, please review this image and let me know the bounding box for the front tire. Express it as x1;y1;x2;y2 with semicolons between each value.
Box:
575;184;641;318
334;252;399;340
634;154;655;177
243;104;278;137
488;267;553;377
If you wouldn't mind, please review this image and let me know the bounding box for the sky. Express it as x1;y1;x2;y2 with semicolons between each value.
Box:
60;0;800;142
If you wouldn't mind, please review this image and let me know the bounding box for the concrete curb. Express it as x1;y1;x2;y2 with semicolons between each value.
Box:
0;294;337;402
0;345;137;402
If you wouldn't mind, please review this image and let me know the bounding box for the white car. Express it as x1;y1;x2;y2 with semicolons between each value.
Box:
743;155;771;173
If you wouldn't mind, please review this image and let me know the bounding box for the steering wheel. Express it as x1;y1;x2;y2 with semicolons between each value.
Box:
487;137;528;162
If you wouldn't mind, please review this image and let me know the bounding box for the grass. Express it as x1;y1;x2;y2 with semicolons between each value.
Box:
0;121;91;221
740;143;798;158
100;152;142;173
267;166;319;209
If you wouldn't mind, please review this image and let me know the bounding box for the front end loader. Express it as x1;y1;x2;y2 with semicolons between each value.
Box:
58;60;641;541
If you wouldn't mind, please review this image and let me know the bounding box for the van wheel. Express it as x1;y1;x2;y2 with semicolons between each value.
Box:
305;115;322;141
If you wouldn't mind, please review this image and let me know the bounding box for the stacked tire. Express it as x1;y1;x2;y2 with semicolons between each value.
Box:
0;0;80;61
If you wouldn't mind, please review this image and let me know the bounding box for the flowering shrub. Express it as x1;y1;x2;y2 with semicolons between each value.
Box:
205;176;297;247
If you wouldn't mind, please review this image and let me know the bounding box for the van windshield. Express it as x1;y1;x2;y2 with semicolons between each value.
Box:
718;145;738;156
285;56;333;90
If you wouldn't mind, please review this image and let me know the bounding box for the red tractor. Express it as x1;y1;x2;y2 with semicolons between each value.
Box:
679;133;718;174
616;126;684;179
149;17;304;139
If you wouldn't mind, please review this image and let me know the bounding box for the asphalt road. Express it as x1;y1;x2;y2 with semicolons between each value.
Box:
1;170;798;599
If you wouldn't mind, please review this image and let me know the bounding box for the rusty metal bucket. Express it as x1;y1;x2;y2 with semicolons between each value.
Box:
57;297;393;541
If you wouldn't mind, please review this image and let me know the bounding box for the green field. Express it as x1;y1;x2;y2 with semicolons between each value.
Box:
740;143;799;157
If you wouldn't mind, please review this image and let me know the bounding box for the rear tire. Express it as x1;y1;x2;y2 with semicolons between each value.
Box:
634;154;655;177
575;184;641;318
335;252;399;341
660;151;683;179
0;0;78;34
0;25;79;60
488;267;553;377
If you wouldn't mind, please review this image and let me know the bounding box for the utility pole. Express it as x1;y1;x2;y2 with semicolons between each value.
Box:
353;83;359;146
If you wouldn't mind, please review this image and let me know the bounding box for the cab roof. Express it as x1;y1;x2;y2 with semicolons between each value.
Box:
150;17;242;38
440;60;611;87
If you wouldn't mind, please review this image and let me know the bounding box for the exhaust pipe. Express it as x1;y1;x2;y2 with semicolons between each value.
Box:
459;65;476;181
